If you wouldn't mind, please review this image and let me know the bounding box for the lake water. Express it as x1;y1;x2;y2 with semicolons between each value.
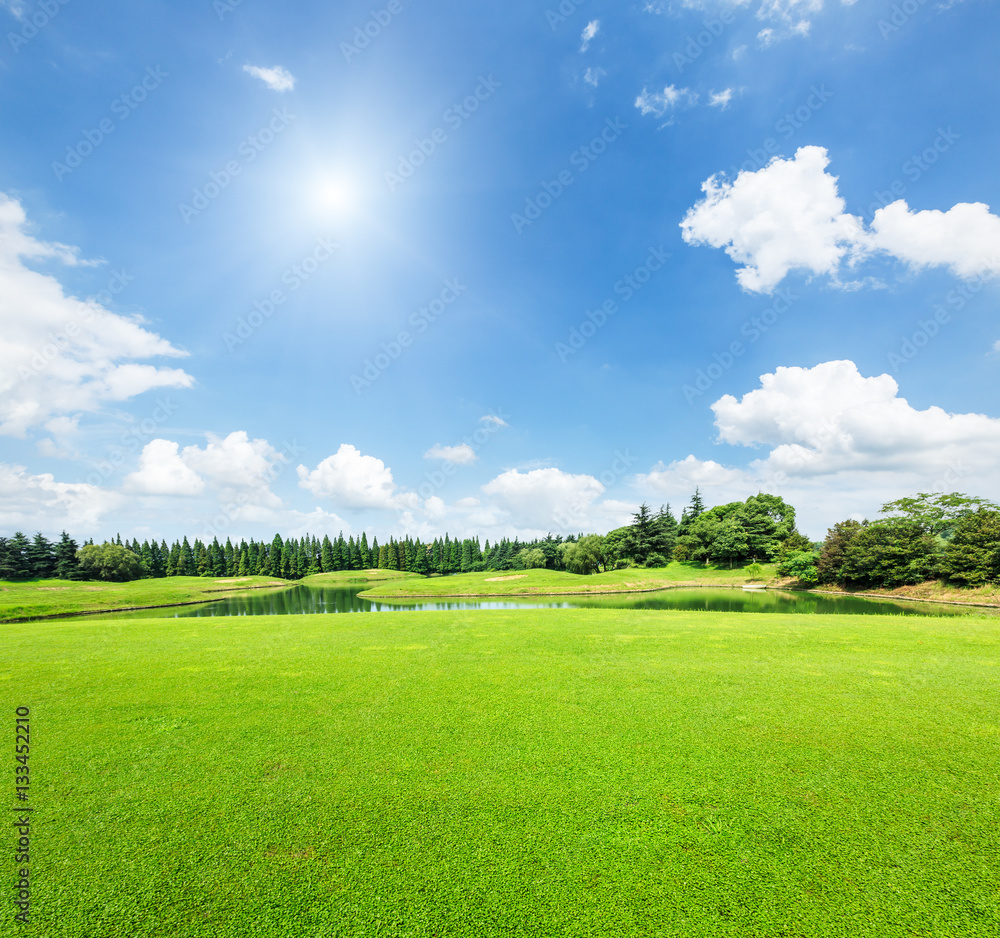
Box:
94;584;975;619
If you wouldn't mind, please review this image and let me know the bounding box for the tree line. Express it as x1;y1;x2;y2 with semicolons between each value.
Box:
3;490;997;589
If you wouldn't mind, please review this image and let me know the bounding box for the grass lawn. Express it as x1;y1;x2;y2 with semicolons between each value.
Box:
0;575;291;622
6;608;998;936
300;569;419;587
358;562;778;599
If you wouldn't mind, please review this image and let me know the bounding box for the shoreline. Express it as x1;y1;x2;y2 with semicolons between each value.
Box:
0;582;290;624
7;580;999;624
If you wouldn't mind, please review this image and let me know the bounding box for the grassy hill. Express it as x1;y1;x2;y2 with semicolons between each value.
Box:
358;561;778;599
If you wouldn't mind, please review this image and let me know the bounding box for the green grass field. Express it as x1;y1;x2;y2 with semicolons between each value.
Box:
358;562;778;599
6;608;998;936
0;575;292;622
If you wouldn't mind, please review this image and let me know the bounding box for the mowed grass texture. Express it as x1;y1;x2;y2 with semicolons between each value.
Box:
6;610;999;937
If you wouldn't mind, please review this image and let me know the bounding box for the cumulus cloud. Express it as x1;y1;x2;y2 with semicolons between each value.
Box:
124;431;287;509
481;467;606;531
637;360;1000;535
869;201;1000;279
424;443;477;465
0;193;194;436
681;146;1000;292
635;85;697;118
580;20;600;51
297;444;417;510
242;64;296;92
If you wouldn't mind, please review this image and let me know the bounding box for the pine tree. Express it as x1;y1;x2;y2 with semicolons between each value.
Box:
28;532;56;578
179;537;195;576
321;535;334;572
54;532;81;580
5;532;31;580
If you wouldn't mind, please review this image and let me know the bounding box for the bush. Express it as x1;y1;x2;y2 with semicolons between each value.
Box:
76;543;145;582
644;552;668;568
745;562;765;582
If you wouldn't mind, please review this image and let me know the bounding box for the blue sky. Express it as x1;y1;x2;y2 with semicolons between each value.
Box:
1;0;998;544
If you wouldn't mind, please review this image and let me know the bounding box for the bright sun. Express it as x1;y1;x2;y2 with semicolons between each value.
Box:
316;179;358;215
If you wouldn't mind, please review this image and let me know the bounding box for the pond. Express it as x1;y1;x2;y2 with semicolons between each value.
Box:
92;584;976;619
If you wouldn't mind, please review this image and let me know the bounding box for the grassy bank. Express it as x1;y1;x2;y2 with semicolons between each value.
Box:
7;607;998;936
358;561;778;599
300;568;418;587
0;575;290;622
812;578;1000;608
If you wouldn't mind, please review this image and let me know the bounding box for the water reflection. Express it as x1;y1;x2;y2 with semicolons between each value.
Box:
94;584;972;619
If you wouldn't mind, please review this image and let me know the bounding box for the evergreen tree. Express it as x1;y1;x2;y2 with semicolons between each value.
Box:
321;535;334;572
54;532;81;580
28;532;56;578
179;537;195;576
5;532;32;580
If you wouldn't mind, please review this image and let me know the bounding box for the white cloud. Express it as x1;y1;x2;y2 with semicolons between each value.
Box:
680;146;1000;292
869;201;1000;279
635;85;697;118
580;20;600;51
124;439;205;496
480;413;509;428
584;67;606;87
0;194;194;437
424;443;477;465
637;360;1000;536
481;467;606;531
297;444;417;510
242;64;296;92
708;88;734;108
681;146;865;292
0;463;123;531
